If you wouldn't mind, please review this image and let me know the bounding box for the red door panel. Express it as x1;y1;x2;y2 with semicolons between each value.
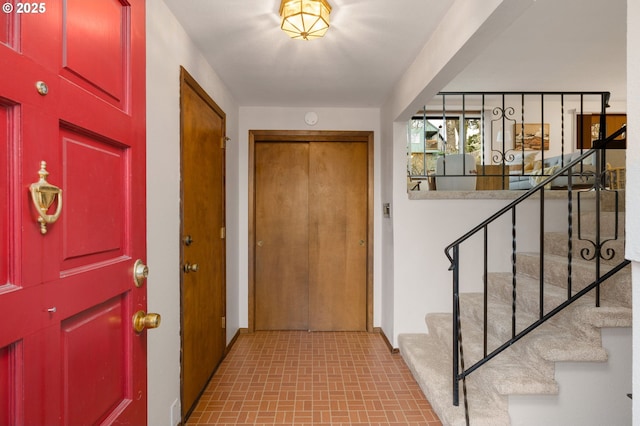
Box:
62;296;128;425
62;0;127;106
0;0;146;424
61;129;126;270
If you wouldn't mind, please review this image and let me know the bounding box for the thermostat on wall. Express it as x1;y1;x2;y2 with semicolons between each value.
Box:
304;111;318;126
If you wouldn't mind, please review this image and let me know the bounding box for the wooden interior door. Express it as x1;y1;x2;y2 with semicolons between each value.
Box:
577;113;627;149
180;68;227;420
0;1;147;424
252;132;371;332
309;142;368;331
255;142;310;330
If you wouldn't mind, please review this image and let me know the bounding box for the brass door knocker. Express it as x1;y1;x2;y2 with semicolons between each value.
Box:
29;161;63;234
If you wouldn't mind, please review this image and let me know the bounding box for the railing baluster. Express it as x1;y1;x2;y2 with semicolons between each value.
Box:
595;148;602;306
452;244;460;406
512;206;517;339
567;167;573;299
483;225;488;357
539;187;545;319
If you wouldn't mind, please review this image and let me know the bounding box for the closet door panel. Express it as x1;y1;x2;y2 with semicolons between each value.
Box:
255;142;309;330
309;142;367;331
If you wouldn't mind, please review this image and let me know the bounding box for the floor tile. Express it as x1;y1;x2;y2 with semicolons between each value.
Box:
185;331;442;425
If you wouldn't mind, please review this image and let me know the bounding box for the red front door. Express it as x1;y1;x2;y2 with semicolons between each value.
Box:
0;0;147;424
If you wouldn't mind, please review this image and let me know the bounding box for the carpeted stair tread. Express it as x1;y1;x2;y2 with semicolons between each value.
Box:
572;305;632;328
457;293;609;363
487;272;596;317
399;333;511;426
516;252;631;308
426;313;559;396
485;272;623;341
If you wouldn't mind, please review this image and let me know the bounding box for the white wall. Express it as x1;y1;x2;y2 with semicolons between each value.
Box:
380;0;540;346
509;328;632;426
146;2;239;425
626;1;640;423
237;107;382;329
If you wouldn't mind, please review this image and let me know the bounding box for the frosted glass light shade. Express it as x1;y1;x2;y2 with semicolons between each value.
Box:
280;0;331;40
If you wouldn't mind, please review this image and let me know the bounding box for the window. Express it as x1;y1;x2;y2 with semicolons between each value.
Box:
408;115;482;177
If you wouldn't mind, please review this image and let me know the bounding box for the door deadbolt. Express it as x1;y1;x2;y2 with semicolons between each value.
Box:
133;259;149;287
36;81;49;96
183;235;193;246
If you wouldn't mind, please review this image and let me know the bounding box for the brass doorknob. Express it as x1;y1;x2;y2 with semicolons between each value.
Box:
183;262;199;273
132;311;161;333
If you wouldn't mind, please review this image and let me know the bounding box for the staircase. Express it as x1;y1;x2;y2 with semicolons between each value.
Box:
399;192;632;425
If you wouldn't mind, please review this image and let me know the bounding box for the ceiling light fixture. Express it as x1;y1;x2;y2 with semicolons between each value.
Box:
279;0;332;41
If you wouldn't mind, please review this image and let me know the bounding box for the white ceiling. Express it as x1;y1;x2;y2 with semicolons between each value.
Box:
162;0;626;108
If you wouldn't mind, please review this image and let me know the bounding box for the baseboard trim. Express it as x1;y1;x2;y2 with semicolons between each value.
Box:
225;327;249;355
374;327;399;353
227;328;400;354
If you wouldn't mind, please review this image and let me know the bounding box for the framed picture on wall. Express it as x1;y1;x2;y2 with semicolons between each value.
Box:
514;123;550;150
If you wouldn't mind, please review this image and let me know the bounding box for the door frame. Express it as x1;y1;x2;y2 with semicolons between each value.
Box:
248;130;374;332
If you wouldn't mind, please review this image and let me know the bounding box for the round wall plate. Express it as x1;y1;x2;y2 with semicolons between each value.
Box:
304;111;318;126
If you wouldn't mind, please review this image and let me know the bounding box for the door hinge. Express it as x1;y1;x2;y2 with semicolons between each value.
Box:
220;227;226;239
221;316;226;328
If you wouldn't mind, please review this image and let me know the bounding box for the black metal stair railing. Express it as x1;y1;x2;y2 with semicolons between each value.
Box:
444;124;629;423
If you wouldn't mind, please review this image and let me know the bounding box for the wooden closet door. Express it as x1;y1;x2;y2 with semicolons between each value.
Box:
255;142;309;330
309;142;368;331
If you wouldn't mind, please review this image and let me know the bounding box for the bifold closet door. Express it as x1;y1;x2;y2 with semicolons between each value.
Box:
309;142;367;331
255;142;310;330
254;141;367;331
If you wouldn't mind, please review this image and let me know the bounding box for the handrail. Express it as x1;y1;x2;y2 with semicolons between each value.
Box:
445;123;628;415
